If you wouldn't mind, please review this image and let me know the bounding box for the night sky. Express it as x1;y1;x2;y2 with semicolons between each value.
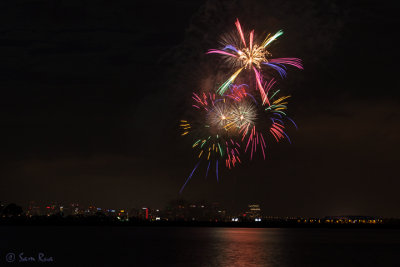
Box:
0;0;399;217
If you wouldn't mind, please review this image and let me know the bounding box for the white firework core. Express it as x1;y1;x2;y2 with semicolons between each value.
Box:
220;33;272;69
207;101;231;130
238;45;269;69
229;101;257;129
207;100;257;133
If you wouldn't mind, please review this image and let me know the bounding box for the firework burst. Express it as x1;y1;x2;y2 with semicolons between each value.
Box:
207;18;303;104
179;81;296;192
239;79;297;160
178;19;301;193
179;91;244;193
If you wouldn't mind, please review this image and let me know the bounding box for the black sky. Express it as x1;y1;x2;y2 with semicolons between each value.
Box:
0;0;399;217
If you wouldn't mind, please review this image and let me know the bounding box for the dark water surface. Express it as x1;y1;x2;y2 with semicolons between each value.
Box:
1;226;399;266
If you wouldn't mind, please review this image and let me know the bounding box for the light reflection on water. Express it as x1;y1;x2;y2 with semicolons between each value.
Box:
178;227;400;267
209;228;285;267
1;226;400;266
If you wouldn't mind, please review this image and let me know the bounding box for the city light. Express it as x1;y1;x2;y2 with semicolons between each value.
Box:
11;201;388;226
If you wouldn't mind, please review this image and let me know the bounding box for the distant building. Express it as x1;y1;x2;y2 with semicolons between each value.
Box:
138;207;149;220
245;204;261;221
85;205;98;215
117;209;129;221
323;216;383;224
26;201;42;216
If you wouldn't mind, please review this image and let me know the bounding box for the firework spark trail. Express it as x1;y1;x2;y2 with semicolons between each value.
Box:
223;45;239;53
260;133;266;159
253;66;269;105
225;140;242;169
180;120;191;136
216;67;244;95
264;63;287;78
287;117;298;129
264;78;277;97
235;18;247;47
261;30;284;48
179;161;201;194
206;161;211;178
263;58;303;78
281;129;292;144
207;49;238;58
269;58;303;69
216;160;219;182
249;30;254;51
270;125;283;142
245;126;254;152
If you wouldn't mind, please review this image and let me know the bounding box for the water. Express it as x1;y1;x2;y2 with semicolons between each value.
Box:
1;226;399;266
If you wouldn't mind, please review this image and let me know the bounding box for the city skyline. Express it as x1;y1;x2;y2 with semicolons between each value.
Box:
1;200;389;226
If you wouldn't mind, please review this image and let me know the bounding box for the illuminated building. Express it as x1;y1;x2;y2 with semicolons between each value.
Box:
85;205;98;215
323;216;383;224
245;204;261;221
